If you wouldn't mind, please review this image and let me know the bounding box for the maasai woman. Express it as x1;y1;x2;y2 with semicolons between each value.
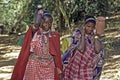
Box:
63;16;104;80
23;12;63;80
11;10;63;80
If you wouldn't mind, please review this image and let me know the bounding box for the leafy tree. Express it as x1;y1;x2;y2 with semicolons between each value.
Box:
0;0;119;34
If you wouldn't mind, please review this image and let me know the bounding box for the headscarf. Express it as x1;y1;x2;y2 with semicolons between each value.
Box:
42;13;53;21
85;15;96;24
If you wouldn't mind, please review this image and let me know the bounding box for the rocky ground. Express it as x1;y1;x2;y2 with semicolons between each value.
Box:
0;27;120;80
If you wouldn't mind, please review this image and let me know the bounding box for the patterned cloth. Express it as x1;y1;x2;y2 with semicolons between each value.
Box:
23;32;55;80
63;30;104;80
93;50;104;80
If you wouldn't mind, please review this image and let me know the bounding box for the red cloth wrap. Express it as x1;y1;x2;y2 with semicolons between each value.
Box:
49;31;63;80
11;27;63;80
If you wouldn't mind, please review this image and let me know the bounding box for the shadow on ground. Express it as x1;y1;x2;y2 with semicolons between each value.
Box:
0;34;21;80
0;27;120;80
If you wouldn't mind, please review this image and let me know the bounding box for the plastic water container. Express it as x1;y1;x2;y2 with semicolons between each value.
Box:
95;16;106;35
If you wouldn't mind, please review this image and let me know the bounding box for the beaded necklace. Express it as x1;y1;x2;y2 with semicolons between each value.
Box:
40;28;51;55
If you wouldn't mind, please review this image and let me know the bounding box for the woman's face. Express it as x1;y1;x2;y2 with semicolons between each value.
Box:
38;9;43;15
41;17;52;31
84;22;95;34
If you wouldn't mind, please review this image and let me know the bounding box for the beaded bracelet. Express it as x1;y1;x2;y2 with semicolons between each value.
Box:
94;34;100;39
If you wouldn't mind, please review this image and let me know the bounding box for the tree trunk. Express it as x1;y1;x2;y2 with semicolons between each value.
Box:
55;0;61;31
58;1;71;33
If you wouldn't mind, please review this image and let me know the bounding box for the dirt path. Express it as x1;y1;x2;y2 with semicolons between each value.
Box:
0;35;21;80
0;28;120;80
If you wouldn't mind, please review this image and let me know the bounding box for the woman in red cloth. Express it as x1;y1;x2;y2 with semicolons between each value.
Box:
11;9;63;80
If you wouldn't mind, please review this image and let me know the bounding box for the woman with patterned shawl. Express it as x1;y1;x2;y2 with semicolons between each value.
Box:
63;16;104;80
11;8;63;80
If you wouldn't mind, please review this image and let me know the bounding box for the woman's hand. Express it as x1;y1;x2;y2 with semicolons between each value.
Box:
81;27;85;36
32;24;39;34
57;68;63;80
59;73;63;80
92;53;101;67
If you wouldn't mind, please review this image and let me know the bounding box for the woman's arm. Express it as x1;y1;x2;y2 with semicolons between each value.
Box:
94;34;103;53
77;29;85;53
